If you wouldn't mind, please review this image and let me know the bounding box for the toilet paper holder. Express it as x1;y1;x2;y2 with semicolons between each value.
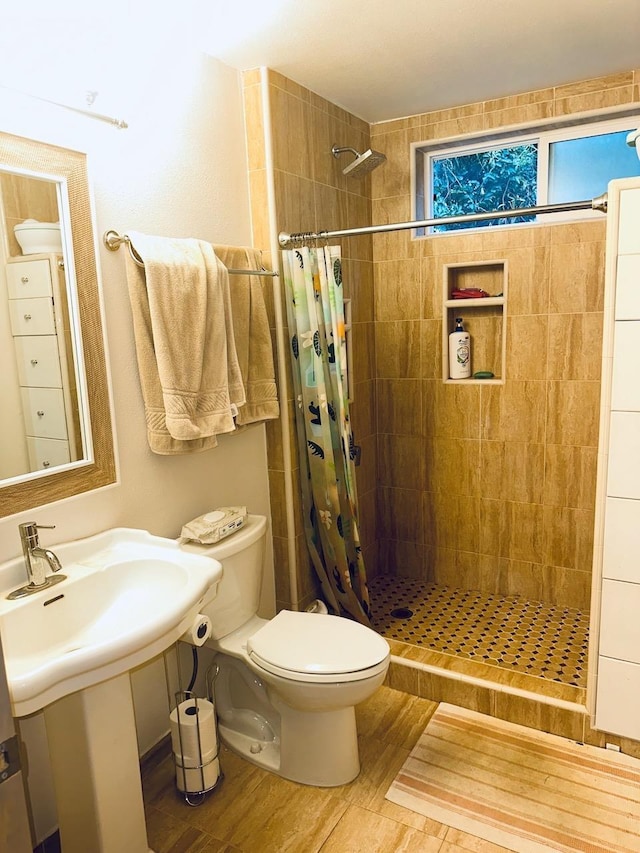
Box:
171;679;223;806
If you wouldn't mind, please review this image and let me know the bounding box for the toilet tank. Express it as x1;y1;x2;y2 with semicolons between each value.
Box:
181;514;267;640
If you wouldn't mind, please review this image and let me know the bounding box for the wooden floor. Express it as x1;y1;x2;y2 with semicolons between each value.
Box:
142;685;513;853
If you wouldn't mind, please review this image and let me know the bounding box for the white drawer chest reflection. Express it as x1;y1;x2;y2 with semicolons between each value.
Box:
6;254;80;472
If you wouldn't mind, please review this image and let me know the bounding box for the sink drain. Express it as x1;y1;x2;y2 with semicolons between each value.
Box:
390;606;414;619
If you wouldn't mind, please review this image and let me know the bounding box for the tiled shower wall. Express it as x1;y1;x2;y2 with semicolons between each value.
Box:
371;71;640;612
244;67;640;616
242;69;377;612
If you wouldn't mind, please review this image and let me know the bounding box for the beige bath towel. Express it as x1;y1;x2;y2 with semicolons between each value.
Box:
124;232;245;454
214;245;279;425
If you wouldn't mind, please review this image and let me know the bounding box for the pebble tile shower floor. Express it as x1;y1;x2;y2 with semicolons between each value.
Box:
368;575;590;688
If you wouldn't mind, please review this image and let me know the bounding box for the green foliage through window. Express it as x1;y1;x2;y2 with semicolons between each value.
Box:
432;143;538;232
423;116;640;235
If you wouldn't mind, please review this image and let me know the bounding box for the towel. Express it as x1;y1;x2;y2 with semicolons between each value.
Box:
214;245;279;425
124;232;245;454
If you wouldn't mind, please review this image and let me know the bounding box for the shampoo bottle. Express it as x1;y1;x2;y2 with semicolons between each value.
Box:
449;317;471;379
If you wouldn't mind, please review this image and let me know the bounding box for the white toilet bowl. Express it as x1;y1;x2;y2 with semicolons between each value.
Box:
211;610;389;786
182;515;389;786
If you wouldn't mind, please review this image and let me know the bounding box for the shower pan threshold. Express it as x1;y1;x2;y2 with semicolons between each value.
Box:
369;575;588;709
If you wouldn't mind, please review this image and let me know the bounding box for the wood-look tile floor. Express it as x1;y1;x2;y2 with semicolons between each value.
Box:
142;685;514;853
368;575;589;688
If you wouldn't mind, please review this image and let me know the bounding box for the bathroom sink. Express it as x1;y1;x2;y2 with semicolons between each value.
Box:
0;528;222;716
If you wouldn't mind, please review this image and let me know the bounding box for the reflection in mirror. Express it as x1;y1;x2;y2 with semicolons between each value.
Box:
0;132;116;517
0;172;86;480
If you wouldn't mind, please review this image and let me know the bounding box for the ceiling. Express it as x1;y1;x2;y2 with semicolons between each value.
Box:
1;1;639;127
203;0;640;123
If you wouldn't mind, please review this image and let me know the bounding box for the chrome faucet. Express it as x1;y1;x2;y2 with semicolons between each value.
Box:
7;522;67;600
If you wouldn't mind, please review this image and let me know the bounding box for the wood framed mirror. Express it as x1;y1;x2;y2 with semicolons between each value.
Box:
0;131;115;517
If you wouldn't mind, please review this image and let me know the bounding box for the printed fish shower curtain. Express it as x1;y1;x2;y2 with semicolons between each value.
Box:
281;246;371;626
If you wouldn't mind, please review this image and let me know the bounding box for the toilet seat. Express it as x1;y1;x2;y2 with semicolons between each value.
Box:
247;610;390;684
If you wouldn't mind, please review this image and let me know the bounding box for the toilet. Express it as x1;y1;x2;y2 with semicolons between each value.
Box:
181;514;390;786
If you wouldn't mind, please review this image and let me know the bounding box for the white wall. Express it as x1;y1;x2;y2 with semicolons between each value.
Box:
0;51;275;842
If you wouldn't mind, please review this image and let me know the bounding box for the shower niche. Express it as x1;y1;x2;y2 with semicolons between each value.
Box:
442;259;507;383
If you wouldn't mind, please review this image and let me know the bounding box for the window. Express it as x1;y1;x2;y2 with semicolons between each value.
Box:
419;116;640;233
432;142;538;231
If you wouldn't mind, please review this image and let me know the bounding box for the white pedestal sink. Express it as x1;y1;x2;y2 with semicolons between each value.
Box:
44;673;150;853
0;528;222;853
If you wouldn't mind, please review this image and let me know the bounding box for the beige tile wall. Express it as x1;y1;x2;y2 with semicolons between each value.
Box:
243;69;377;612
371;71;640;610
245;67;640;616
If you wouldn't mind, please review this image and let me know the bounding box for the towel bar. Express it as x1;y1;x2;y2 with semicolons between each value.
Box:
103;230;278;277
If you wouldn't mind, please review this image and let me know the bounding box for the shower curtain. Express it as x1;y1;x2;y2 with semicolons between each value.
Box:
281;246;371;627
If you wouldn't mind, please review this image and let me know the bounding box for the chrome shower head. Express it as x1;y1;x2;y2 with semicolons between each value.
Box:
331;144;387;177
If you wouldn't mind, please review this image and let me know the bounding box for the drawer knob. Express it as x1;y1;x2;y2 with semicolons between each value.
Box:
23;313;32;321
37;410;45;417
42;461;51;468
21;276;29;283
30;359;38;366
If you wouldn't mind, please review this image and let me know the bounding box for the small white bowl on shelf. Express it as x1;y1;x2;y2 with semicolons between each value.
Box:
14;219;62;255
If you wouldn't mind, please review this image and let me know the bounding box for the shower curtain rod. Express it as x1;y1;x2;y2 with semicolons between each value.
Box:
103;230;278;276
0;84;129;129
278;193;609;247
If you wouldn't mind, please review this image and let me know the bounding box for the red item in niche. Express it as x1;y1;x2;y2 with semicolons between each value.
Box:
451;288;490;299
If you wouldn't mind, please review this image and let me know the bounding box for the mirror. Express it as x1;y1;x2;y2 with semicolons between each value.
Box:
0;131;115;517
0;172;86;479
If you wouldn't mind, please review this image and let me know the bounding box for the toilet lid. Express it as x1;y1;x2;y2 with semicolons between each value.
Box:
247;610;389;676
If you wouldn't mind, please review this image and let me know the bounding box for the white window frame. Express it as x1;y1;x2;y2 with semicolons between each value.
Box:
418;112;640;234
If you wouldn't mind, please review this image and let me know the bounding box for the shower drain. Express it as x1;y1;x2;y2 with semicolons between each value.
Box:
390;606;414;619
